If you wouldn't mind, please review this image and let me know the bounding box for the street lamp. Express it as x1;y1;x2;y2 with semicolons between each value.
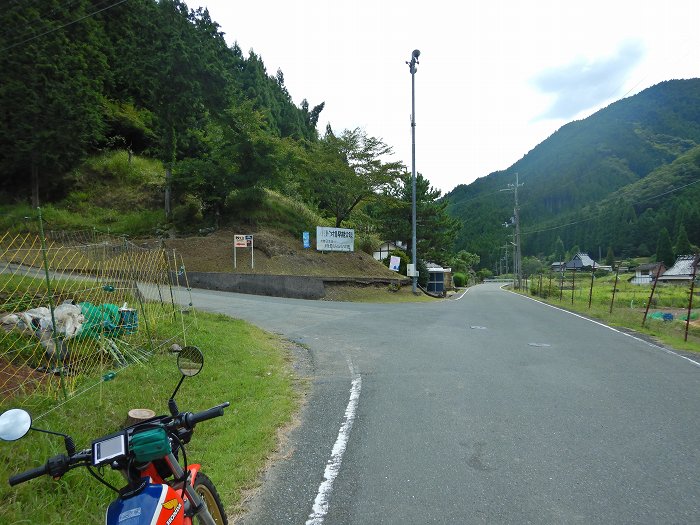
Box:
407;49;420;294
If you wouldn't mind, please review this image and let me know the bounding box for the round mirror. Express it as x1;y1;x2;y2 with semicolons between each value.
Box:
177;346;204;377
0;408;32;441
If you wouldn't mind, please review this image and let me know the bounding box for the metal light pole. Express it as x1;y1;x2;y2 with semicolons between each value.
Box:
407;49;420;294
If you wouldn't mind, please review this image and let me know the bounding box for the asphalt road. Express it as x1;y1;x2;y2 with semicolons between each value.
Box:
188;282;700;524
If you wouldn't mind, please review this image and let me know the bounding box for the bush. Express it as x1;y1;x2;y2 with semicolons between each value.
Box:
172;197;203;232
476;268;493;281
452;272;467;287
417;259;429;288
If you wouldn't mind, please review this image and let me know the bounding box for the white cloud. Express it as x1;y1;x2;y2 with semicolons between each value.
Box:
195;1;700;193
533;41;645;120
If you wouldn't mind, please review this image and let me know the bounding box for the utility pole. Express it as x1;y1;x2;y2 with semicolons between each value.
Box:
501;173;523;288
407;49;420;294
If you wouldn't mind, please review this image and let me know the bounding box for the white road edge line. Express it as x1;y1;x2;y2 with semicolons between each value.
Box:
306;361;362;525
454;288;470;301
503;286;700;368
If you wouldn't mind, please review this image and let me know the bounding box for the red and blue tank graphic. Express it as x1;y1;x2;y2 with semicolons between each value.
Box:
106;482;184;525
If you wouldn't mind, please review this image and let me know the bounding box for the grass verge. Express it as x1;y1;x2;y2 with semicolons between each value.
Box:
0;310;302;523
520;278;700;352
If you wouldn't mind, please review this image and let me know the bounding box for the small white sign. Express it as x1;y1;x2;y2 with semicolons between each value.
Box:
389;256;401;272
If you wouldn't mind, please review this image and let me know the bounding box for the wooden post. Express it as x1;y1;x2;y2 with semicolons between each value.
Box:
610;263;621;314
571;267;577;305
588;263;595;309
642;263;664;327
684;254;699;342
559;270;565;301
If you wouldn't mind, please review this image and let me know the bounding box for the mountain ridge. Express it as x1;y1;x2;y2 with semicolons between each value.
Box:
446;78;700;268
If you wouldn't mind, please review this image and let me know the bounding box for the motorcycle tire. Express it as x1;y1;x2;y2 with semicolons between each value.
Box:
194;471;228;525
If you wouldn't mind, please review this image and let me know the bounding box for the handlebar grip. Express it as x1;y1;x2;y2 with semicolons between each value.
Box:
9;463;47;486
184;402;230;428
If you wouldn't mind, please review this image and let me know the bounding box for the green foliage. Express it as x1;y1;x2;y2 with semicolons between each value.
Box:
171;196;204;232
369;172;461;265
605;246;615;266
417;259;429;288
476;268;493;281
310;127;404;227
450;251;480;274
675;223;692;256
452;272;467;287
656;228;675;266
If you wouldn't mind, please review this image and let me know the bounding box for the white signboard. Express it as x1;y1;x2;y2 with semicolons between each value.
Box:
389;255;401;272
316;227;354;252
234;234;254;268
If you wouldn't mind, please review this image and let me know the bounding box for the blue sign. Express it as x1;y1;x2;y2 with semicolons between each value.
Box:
302;231;310;249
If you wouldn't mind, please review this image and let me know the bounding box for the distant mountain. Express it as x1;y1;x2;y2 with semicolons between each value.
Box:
445;79;700;269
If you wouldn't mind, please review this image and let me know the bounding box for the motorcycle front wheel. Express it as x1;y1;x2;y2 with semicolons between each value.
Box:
194;471;228;525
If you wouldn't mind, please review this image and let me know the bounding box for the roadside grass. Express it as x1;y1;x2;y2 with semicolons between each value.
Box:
0;310;301;523
524;273;700;352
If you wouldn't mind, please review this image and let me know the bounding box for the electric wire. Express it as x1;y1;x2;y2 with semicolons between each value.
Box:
520;176;700;237
1;0;128;53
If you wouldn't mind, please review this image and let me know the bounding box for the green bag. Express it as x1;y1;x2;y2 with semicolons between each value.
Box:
130;427;171;463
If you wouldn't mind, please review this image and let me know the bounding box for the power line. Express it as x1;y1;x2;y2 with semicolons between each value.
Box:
1;0;128;53
520;176;700;237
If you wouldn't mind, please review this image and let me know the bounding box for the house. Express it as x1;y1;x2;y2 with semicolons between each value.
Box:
565;253;598;270
658;255;699;283
425;262;452;293
551;261;566;272
629;262;666;285
372;241;406;261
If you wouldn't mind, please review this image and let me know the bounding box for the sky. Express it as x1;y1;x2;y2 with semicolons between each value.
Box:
194;0;700;195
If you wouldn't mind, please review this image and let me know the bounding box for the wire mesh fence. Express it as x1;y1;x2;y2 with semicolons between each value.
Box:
0;219;194;410
526;269;700;347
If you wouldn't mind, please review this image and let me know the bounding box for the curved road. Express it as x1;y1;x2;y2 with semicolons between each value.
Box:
188;282;700;524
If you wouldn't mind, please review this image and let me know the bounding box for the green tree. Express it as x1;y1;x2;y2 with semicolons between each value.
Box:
369;171;461;265
553;237;566;262
450;251;480;274
312;127;404;227
605;246;615;267
674;223;692;257
0;0;107;205
521;256;543;277
656;228;675;266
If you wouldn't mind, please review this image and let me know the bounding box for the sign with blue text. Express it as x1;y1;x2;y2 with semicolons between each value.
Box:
302;231;310;249
316;227;354;252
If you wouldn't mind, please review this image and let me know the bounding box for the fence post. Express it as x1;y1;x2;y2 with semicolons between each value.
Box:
571;267;577;305
37;208;67;399
642;264;664;327
559;270;565;301
610;263;621;313
685;254;699;342
588;263;595;309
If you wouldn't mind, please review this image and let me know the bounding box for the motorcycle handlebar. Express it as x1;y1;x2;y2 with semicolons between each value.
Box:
182;402;230;428
9;463;48;486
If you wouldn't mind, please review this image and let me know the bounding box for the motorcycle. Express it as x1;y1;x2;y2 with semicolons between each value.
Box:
0;345;229;525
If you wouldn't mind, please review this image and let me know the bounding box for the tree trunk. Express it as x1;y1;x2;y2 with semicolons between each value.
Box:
164;166;172;219
31;158;39;207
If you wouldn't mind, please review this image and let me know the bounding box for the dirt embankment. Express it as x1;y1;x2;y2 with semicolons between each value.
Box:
161;227;401;279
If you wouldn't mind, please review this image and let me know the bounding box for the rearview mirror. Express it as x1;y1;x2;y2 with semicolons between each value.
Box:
0;408;32;441
178;346;204;377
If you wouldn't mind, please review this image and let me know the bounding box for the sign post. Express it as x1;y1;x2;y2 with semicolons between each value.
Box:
234;234;254;269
